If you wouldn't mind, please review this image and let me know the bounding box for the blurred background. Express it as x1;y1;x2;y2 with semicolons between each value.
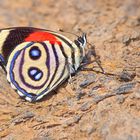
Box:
0;0;140;140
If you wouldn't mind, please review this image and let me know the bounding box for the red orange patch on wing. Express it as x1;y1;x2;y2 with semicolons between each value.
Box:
25;31;61;45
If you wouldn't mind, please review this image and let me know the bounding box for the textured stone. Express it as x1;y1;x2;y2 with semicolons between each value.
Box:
0;0;140;140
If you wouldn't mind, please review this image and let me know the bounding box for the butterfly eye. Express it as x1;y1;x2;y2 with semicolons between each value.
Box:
78;37;84;44
28;67;43;81
29;46;41;60
74;40;80;46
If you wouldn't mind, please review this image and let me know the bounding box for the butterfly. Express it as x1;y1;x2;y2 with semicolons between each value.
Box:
0;27;87;102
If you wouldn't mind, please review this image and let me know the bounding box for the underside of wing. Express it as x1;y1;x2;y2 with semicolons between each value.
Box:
0;27;80;102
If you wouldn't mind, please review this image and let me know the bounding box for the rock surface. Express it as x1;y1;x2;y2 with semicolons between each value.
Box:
0;0;140;140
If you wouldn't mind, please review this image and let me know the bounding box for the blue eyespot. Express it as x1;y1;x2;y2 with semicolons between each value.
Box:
28;67;43;81
29;69;37;76
35;73;42;80
29;46;41;60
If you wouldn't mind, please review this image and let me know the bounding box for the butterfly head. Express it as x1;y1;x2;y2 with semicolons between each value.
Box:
74;33;87;61
75;33;87;48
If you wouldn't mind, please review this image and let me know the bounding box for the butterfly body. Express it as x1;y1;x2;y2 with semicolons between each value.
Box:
0;27;87;102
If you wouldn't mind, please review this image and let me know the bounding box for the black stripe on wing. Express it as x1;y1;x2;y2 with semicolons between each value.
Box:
51;33;76;71
50;56;67;90
49;44;68;89
2;28;35;63
46;44;59;88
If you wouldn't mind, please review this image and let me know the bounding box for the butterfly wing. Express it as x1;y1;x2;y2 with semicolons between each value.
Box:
0;27;73;102
6;41;69;102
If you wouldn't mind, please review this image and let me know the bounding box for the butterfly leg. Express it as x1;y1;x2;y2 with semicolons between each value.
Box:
67;62;75;84
81;55;105;74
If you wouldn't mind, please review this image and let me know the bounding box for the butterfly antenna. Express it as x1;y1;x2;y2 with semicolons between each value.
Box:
59;29;80;38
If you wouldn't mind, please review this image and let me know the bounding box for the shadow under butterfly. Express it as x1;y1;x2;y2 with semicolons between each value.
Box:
0;27;91;102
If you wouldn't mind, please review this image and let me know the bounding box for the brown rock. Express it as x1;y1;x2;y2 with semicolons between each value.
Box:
0;0;140;140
